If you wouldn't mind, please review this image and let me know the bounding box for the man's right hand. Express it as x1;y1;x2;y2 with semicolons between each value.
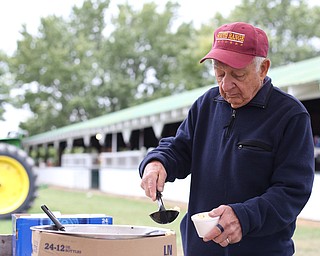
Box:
140;161;167;201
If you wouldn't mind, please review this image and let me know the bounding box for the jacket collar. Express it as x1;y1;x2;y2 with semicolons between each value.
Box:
247;76;272;108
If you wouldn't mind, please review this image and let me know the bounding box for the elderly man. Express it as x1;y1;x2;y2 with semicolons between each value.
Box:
139;22;314;255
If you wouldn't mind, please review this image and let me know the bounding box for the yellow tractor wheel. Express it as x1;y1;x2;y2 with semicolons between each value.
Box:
0;143;37;219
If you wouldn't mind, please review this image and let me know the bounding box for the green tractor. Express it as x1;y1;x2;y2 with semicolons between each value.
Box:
0;132;37;219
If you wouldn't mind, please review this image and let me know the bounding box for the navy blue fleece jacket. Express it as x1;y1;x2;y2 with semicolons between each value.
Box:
139;77;314;256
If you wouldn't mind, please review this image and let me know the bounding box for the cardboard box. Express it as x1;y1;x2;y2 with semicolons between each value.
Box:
12;213;113;256
31;227;177;256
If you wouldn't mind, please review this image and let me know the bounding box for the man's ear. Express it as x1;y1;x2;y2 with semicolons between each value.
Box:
259;58;271;80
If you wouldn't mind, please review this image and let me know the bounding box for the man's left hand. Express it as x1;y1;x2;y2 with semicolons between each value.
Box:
203;205;242;247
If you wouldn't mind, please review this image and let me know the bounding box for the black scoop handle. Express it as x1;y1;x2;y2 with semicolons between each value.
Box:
41;204;66;231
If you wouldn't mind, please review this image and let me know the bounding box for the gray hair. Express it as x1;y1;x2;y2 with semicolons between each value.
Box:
253;56;267;72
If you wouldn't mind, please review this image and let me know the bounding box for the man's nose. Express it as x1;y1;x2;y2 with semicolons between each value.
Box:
221;75;235;92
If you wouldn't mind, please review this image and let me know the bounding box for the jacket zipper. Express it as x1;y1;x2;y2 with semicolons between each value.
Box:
237;140;273;152
225;109;236;138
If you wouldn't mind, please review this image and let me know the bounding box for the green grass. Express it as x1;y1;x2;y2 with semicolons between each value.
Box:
293;221;320;256
1;186;320;256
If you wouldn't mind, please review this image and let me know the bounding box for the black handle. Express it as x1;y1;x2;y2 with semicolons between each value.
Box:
41;204;65;231
156;191;166;212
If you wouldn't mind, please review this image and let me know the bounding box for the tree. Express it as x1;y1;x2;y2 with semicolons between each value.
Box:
11;0;320;136
0;52;13;121
203;0;320;67
10;0;110;134
10;0;211;135
94;1;210;107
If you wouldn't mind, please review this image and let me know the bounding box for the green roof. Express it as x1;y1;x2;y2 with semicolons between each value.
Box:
23;56;320;144
269;56;320;87
23;85;212;143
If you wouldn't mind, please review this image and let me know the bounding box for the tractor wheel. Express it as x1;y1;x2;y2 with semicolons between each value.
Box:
0;143;37;219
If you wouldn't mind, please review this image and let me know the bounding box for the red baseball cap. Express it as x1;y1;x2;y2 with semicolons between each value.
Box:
200;22;269;69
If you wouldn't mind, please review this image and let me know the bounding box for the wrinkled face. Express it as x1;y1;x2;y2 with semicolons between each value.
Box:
213;59;269;108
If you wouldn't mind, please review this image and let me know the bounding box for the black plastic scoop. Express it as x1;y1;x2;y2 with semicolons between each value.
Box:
149;191;179;224
41;204;66;231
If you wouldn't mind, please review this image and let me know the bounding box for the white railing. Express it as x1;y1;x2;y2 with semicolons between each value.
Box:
59;147;319;170
61;153;99;168
99;150;146;169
